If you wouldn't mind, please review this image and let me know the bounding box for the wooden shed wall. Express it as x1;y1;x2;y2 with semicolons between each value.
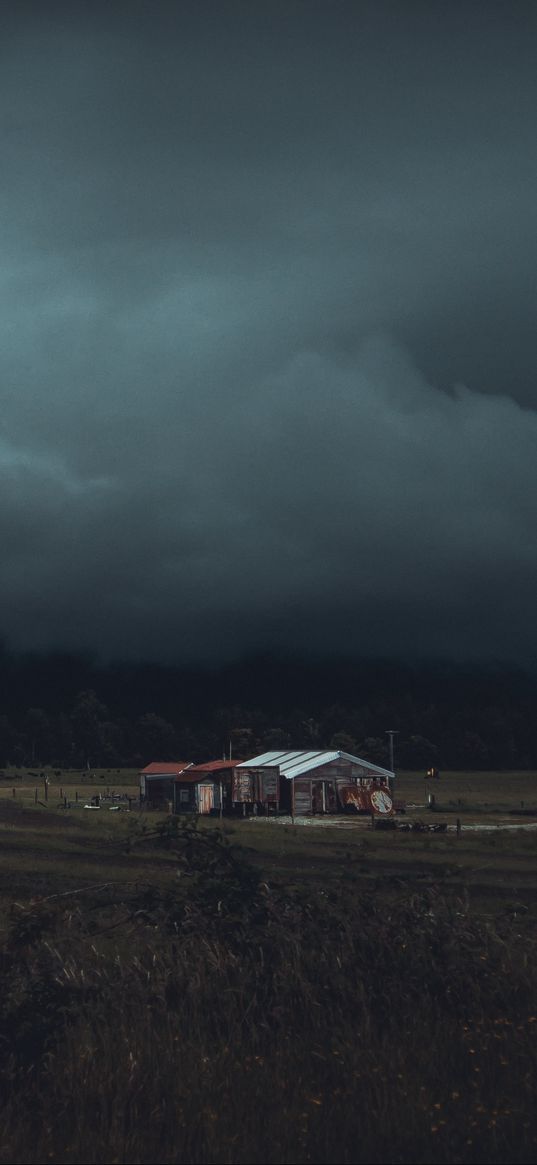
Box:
175;779;221;814
233;757;390;814
143;777;175;806
232;766;279;804
288;759;390;815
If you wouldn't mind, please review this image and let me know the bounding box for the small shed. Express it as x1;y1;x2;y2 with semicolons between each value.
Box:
233;750;395;816
140;761;192;809
174;759;239;815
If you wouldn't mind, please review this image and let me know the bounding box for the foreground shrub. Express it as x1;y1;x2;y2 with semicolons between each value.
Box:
0;821;536;1164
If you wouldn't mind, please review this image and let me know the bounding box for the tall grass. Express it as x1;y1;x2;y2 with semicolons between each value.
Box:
0;819;536;1164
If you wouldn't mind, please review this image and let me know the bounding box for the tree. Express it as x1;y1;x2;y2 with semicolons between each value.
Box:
460;731;490;770
329;732;358;754
400;735;439;770
50;713;76;769
300;718;321;747
23;708;50;766
137;713;177;762
259;727;293;752
0;715;15;767
99;720;124;767
229;727;259;761
71;690;108;768
358;737;389;767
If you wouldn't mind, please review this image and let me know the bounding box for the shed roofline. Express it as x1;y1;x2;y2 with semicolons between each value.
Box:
337;751;394;780
236;749;394;781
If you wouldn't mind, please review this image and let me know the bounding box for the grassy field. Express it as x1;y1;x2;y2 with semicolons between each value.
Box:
0;771;536;1164
0;764;533;1165
1;768;537;917
397;769;537;815
1;764;536;809
0;764;140;792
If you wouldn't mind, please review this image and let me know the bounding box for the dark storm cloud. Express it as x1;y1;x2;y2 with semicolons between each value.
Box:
1;1;537;663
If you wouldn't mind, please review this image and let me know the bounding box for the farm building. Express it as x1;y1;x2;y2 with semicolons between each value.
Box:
140;761;192;808
174;759;239;815
233;750;395;816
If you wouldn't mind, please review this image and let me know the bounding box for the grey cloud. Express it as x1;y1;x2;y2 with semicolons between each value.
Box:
1;335;537;662
0;1;536;663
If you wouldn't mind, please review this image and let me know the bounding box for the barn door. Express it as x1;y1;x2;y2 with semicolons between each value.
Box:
199;785;214;814
325;782;337;813
312;781;325;813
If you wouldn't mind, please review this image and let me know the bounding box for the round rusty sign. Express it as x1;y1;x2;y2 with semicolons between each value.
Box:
370;788;393;815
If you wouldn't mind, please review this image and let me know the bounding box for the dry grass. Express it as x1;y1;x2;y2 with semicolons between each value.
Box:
0;813;536;1163
396;770;537;813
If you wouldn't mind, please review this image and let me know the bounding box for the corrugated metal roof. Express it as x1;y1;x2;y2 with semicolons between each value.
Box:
174;771;215;785
338;751;394;779
235;749;328;769
140;761;192;776
182;759;239;774
236;749;394;781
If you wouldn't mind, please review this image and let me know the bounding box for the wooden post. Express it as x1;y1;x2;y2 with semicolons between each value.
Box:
12;787;15;798
75;789;79;803
291;779;295;823
35;788;38;803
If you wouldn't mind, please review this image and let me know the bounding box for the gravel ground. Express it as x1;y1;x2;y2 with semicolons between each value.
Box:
242;814;364;828
241;814;537;832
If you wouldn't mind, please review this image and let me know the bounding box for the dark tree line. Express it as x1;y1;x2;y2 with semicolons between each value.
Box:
0;645;536;770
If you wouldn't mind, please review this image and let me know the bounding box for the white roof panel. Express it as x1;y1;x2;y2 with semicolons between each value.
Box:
236;749;394;781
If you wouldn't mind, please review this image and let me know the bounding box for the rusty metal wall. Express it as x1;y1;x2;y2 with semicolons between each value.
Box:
232;766;279;803
258;768;279;802
232;769;255;802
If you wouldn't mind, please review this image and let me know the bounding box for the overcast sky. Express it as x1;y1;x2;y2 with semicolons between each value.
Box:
1;0;537;665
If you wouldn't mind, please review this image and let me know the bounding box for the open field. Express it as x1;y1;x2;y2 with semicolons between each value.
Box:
1;772;537;1164
0;764;140;791
1;769;537;920
2;796;537;917
396;770;537;816
1;765;536;812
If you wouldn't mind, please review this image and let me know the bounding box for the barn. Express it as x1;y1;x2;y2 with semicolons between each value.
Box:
139;761;192;809
174;759;238;815
233;749;395;816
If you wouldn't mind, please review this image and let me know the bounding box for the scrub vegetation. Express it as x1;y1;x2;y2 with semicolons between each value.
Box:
0;803;536;1164
3;651;537;772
